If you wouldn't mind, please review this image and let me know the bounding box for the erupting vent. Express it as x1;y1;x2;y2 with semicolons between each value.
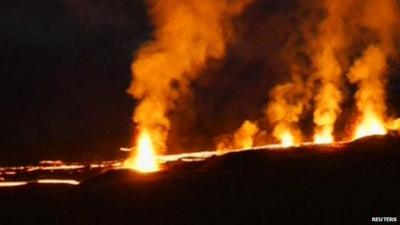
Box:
122;0;400;173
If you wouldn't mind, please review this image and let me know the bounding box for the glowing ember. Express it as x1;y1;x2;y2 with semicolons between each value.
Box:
124;130;160;173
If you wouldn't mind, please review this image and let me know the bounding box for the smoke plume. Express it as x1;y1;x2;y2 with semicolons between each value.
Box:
309;0;351;143
127;0;400;154
347;0;399;139
217;120;259;151
348;46;388;138
128;0;252;153
266;0;400;145
266;72;310;146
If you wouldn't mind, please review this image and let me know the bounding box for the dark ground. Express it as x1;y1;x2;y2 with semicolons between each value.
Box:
0;134;399;225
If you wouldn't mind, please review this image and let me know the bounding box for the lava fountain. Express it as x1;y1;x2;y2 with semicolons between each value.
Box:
124;130;159;173
353;115;387;140
314;131;334;144
348;46;389;140
280;131;295;147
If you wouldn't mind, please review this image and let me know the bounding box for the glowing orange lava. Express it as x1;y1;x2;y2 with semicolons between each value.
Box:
387;118;400;131
124;130;159;173
281;131;295;147
37;179;80;185
314;130;334;144
353;116;387;140
0;181;28;187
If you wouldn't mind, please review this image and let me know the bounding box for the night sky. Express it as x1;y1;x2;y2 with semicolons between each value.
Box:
1;0;152;164
1;0;399;165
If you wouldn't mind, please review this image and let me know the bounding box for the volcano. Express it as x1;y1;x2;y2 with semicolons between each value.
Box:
1;134;399;225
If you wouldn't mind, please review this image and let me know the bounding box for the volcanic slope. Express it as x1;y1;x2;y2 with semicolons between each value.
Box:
1;134;400;225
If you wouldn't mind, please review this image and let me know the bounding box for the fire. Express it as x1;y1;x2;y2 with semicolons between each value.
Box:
124;130;160;173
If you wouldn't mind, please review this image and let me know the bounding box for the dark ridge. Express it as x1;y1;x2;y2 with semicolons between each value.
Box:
1;134;400;225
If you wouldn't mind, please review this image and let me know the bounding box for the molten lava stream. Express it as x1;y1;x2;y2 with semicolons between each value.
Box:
124;130;160;173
